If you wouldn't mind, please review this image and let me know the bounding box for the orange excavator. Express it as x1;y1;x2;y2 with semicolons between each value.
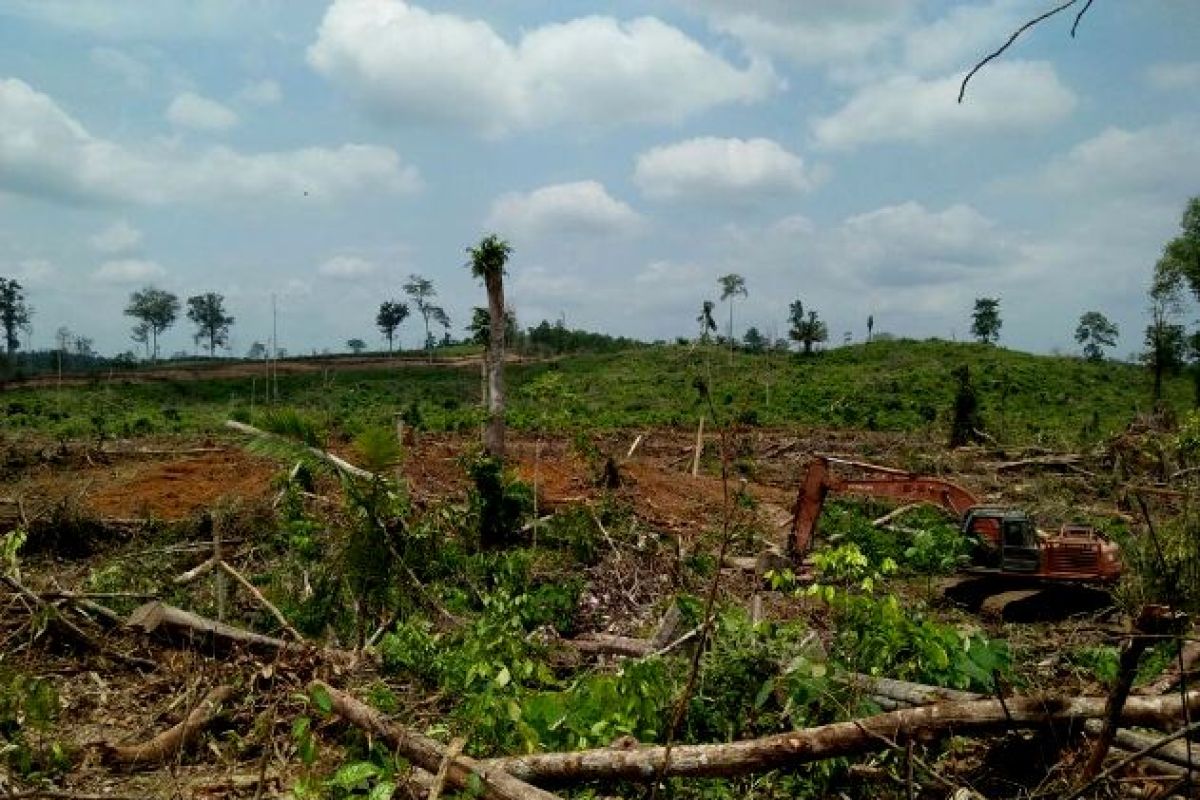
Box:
788;455;1122;584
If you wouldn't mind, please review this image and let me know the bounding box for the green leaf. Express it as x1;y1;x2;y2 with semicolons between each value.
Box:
310;685;333;716
369;780;397;800
754;678;775;709
329;761;380;790
494;665;511;688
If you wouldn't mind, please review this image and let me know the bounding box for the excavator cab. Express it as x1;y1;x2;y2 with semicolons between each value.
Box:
961;507;1040;573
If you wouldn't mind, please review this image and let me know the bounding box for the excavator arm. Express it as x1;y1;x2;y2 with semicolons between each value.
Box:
788;456;979;558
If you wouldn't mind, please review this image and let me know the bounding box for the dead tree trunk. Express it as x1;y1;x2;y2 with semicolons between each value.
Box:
484;271;506;460
483;692;1200;784
102;685;235;766
313;681;559;800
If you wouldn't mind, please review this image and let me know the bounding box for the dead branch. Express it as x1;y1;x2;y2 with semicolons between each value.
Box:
871;504;926;528
312;681;562;800
484;692;1200;784
101;685;235;766
959;0;1095;102
1067;719;1200;800
224;419;375;480
838;673;981;705
0;573;154;670
173;556;216;585
1084;719;1198;771
216;559;302;641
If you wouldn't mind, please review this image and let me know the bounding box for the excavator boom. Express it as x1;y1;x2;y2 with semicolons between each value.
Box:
789;456;978;557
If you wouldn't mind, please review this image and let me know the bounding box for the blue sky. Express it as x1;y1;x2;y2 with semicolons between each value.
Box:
1;0;1198;357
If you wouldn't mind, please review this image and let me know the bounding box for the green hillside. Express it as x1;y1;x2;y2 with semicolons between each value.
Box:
1;339;1189;447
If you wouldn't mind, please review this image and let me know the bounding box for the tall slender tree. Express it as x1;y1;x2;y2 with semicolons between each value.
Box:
186;293;234;357
403;275;449;363
0;278;31;356
467;234;512;459
124;286;179;362
718;274;747;364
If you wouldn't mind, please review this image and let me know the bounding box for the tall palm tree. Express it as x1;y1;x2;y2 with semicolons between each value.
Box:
719;274;747;364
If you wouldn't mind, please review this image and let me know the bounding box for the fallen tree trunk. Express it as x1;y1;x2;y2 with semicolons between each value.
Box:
101;685;235;767
313;681;561;800
1137;638;1200;697
1084;719;1197;771
482;692;1200;784
126;601;354;665
838;673;981;705
568;634;653;658
224;419;375;480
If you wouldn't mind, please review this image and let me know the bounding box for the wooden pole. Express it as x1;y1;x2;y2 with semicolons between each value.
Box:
691;414;705;477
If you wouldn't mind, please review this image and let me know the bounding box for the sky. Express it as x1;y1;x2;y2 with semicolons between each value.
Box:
0;0;1198;358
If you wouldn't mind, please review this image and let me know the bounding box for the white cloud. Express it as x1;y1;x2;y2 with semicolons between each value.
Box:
307;0;778;135
90;220;143;254
1036;119;1200;201
677;0;915;66
487;181;643;241
166;91;239;131
0;78;420;206
813;60;1076;149
1146;61;1200;92
635;260;704;285
237;79;282;106
92;259;166;284
89;46;151;89
833;202;1014;286
318;255;377;280
634;137;820;201
901;0;1028;77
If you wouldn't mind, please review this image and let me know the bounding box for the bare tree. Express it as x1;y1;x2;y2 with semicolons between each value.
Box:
403;275;449;363
467;234;513;459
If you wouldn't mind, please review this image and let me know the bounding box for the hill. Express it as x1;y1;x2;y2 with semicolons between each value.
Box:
0;338;1186;447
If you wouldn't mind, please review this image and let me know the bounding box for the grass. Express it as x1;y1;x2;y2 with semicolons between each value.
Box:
0;338;1190;447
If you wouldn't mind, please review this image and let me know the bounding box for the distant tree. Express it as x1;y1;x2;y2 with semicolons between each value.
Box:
124;286;179;362
375;300;409;354
718;274;747;363
346;338;367;354
1075;311;1119;362
186;293;234;357
1153;197;1200;302
743;326;767;353
403;274;449;363
467;234;512;459
0;278;31;356
971;297;1002;344
867;314;874;343
788;300;828;355
949;364;984;447
697;300;717;343
73;335;95;357
467;306;516;347
1143;293;1186;403
246;341;267;360
131;323;150;360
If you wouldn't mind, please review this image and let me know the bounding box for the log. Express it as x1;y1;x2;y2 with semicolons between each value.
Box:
1136;638;1200;696
568;635;653;658
102;685;235;766
1084;719;1198;771
224;420;375;480
482;692;1200;784
313;681;561;800
173;557;216;585
127;601;292;655
838;674;981;705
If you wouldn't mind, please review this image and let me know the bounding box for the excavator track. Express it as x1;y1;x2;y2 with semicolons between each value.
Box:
941;575;1113;622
